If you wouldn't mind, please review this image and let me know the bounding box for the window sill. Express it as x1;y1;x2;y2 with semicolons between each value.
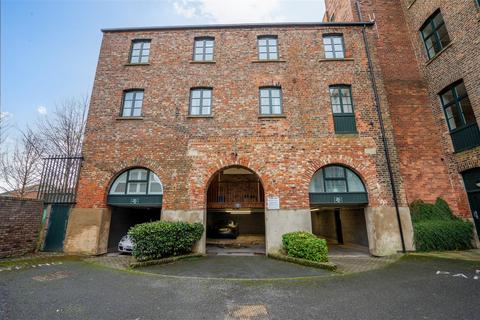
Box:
186;115;214;118
124;63;150;66
425;42;453;66
318;58;354;62
252;59;286;63
258;114;286;119
189;60;216;64
116;116;144;120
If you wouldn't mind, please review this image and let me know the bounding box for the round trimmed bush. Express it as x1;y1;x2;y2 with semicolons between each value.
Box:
282;231;328;262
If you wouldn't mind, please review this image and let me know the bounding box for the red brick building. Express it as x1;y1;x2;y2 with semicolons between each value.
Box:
64;0;479;256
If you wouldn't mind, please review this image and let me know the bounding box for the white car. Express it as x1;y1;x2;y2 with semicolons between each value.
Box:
118;235;134;253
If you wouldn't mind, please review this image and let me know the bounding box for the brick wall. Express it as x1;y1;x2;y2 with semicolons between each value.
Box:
324;0;468;215
400;0;480;217
0;197;43;258
76;24;409;212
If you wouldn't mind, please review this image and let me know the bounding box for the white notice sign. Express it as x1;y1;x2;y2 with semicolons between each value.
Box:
267;196;280;210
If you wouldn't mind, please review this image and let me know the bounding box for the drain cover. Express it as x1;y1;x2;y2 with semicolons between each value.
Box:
225;304;269;320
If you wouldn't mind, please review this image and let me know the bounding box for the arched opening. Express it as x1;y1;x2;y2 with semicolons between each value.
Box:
106;168;163;253
206;166;265;255
309;165;370;255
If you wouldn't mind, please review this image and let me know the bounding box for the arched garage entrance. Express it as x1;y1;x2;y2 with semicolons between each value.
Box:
206;166;265;255
309;165;370;255
106;168;163;252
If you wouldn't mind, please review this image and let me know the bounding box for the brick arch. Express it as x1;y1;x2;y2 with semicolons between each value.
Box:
302;154;380;202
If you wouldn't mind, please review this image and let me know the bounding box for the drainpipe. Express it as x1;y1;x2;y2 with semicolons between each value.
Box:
355;0;406;253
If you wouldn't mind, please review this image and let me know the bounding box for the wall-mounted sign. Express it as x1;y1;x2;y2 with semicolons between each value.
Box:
267;196;280;210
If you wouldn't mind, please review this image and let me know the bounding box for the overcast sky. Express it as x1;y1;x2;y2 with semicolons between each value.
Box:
1;0;325;142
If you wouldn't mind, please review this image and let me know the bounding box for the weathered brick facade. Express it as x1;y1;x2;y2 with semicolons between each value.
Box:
323;0;480;220
0;197;43;258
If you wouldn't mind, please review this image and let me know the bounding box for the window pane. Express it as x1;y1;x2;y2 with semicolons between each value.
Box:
432;12;444;27
140;56;148;63
258;39;267;46
336;51;344;58
455;82;467;98
132;108;141;116
334;44;343;52
325;51;334;59
459;97;475;124
346;170;365;192
260;106;270;114
272;105;282;114
125;92;134;100
194;54;203;61
259;53;268;60
205;47;213;54
332;104;342;114
135;91;144;100
143;42;150;49
195;47;204;54
260;97;270;106
309;170;325;192
272;97;281;106
269;46;277;53
333;37;342;45
269;52;278;59
148;172;163;194
133;101;143;109
323;37;332;45
202;98;211;106
202;90;211;98
130;169;148;180
260;89;269;98
205;54;213;61
192;90;201;98
122;108;131;117
342;97;352;105
343;104;353;113
271;89;280;98
133;42;142;49
268;38;277;45
259;46;268;53
448;105;463;129
441;89;455;105
422;23;433;38
205;40;214;47
191;106;200;115
191;99;200;107
325;166;345;178
113;182;126;194
325;180;347;193
202;107;211;115
195;40;203;48
437;24;450;47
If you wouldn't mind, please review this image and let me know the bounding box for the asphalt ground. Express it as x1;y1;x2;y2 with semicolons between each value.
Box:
1;255;479;320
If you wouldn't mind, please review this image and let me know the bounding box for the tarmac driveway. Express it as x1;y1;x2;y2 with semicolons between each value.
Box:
0;255;479;320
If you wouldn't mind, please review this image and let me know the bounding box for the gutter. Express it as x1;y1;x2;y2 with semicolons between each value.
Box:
354;1;406;253
101;21;375;33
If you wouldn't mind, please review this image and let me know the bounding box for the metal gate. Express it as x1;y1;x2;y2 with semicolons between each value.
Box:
38;156;83;251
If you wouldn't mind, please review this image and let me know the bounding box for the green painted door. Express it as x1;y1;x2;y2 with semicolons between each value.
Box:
43;204;71;252
467;192;480;237
462;168;480;237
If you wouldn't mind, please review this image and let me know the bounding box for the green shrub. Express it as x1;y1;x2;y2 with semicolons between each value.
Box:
413;220;474;251
128;221;204;261
410;198;454;223
410;197;474;251
282;231;328;262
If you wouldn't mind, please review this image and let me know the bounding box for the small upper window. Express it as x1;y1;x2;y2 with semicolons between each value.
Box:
420;10;450;59
323;35;345;59
193;37;215;61
129;40;150;64
257;36;278;60
259;87;282;115
189;88;212;116
122;90;144;117
310;165;366;193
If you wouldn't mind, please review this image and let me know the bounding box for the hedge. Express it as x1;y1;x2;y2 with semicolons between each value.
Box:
414;220;474;251
410;198;474;252
282;231;328;262
128;221;204;262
